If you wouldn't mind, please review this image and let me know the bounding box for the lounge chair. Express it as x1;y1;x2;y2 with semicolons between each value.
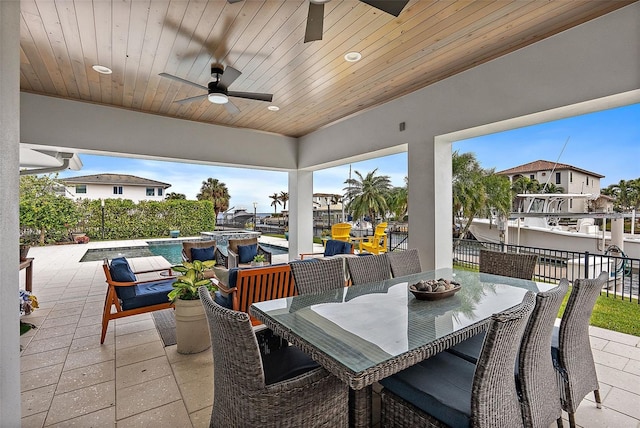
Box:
331;222;352;242
100;257;175;344
218;237;273;269
359;222;388;254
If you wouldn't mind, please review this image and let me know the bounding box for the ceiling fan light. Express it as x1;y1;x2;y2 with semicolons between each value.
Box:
208;93;228;104
310;0;331;3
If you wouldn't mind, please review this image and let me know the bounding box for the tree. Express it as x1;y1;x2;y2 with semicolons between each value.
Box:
165;192;186;200
279;191;289;211
196;178;230;218
343;168;391;227
20;174;81;245
387;176;408;221
452;151;511;250
603;178;640;212
269;192;281;214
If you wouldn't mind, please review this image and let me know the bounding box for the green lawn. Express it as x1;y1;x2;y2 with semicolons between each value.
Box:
559;289;640;337
454;262;640;337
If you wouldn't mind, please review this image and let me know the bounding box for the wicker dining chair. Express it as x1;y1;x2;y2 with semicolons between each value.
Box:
448;250;539;362
289;257;345;295
479;249;538;280
345;254;391;285
518;279;568;428
387;249;422;277
198;286;348;428
553;271;608;428
380;292;536;428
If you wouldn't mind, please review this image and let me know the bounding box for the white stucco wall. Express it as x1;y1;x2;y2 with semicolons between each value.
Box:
65;184;168;203
0;2;22;424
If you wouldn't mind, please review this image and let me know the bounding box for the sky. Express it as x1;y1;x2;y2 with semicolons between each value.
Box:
58;102;638;213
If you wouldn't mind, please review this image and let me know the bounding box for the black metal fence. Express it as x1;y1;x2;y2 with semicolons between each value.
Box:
454;238;639;302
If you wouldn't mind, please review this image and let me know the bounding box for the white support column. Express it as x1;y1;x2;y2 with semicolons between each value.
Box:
407;138;452;270
288;170;314;260
0;1;22;424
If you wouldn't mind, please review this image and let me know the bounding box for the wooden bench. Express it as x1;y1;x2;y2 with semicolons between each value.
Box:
221;264;297;326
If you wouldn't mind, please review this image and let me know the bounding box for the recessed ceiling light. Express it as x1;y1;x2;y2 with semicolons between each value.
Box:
344;52;362;62
92;65;112;74
267;105;280;111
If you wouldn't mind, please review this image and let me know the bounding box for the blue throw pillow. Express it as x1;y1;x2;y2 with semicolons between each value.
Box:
109;257;137;300
237;244;258;264
191;246;215;262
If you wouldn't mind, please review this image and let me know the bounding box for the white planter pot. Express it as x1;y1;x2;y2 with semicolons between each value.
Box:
174;298;211;354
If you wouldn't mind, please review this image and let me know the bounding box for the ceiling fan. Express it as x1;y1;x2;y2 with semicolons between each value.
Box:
159;64;273;115
228;0;410;42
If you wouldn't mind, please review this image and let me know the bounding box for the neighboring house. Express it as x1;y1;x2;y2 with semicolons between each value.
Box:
497;160;604;213
62;174;171;203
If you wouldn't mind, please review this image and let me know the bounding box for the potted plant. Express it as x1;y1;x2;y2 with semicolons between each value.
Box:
252;254;266;267
169;260;217;354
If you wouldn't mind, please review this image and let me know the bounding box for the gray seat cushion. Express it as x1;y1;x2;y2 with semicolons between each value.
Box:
380;352;474;427
261;345;320;385
446;332;485;364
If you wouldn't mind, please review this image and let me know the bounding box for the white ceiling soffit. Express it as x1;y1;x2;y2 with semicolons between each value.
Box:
19;146;83;175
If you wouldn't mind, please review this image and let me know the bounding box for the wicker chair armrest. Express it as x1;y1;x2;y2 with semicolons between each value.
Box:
214;247;227;267
258;246;272;263
263;366;334;394
228;249;239;269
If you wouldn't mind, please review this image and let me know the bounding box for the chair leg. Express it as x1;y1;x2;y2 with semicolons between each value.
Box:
568;412;576;428
594;389;602;408
556;417;564;428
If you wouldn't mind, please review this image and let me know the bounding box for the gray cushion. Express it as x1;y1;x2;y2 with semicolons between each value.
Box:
446;332;485;364
261;345;320;385
380;352;474;427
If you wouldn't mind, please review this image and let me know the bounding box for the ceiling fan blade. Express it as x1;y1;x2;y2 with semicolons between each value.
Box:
174;94;208;104
219;66;242;90
304;2;324;43
359;0;409;17
228;91;273;102
224;100;241;115
159;73;208;91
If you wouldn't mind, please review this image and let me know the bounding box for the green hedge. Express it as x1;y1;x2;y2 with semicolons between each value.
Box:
76;199;216;240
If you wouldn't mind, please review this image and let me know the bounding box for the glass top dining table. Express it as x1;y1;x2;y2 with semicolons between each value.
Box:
250;267;554;426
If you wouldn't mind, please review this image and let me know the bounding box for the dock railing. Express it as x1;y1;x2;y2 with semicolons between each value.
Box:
454;238;639;302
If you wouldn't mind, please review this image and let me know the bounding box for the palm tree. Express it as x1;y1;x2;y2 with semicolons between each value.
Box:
279;191;289;211
604;178;640;212
343;168;391;227
452;151;511;251
269;192;281;214
196;178;230;218
387;176;408;221
165;192;186;200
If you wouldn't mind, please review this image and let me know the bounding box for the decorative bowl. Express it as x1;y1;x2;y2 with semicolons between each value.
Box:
409;280;461;301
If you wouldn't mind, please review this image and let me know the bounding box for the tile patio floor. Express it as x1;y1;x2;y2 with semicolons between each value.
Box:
18;239;640;427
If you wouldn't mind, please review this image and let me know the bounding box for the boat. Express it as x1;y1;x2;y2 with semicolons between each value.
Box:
467;193;640;259
219;207;255;226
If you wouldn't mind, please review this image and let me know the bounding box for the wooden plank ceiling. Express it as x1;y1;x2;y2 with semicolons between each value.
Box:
19;0;633;138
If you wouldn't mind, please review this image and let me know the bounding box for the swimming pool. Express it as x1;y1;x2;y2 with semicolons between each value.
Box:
81;240;288;264
147;241;288;265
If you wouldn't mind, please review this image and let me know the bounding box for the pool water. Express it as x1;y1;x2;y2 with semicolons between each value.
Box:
81;240;288;264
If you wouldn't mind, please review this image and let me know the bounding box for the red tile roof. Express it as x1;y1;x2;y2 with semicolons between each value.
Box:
496;160;604;178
